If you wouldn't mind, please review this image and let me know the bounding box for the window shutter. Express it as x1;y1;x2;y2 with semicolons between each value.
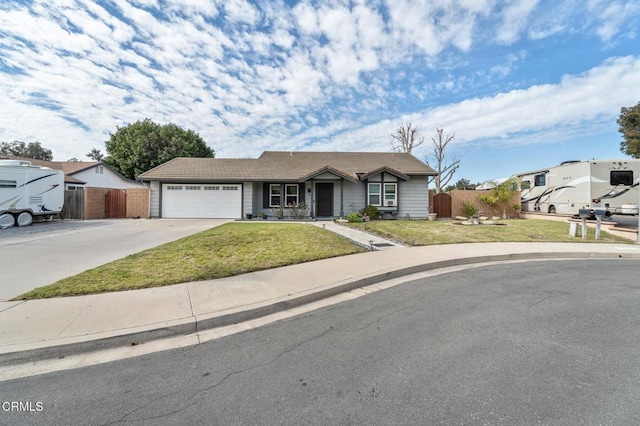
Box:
263;183;269;208
299;183;305;204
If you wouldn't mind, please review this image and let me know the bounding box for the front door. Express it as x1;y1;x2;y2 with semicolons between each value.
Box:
316;183;333;217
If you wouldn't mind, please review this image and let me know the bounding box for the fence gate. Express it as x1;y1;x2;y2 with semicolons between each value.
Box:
433;192;452;218
105;189;127;218
63;189;84;219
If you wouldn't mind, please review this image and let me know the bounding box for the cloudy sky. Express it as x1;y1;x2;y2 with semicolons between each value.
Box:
1;0;639;183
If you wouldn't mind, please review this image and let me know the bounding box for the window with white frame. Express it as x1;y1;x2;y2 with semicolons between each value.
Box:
384;183;397;206
368;183;381;206
285;184;298;206
368;183;397;207
269;184;281;207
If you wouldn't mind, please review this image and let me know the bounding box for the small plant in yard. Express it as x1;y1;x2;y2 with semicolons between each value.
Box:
271;204;284;219
478;177;520;218
462;201;479;218
361;205;381;219
289;202;309;219
347;211;363;223
477;193;499;215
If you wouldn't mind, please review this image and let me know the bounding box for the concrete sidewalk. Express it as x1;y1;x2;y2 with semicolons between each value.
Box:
1;242;639;366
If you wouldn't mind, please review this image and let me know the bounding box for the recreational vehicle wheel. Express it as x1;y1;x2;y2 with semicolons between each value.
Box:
0;213;15;229
548;205;556;214
16;211;33;227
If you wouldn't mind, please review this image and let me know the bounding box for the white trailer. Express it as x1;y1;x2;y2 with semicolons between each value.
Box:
0;159;64;229
518;159;639;217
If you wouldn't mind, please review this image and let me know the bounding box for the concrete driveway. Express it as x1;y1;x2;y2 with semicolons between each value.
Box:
0;219;230;301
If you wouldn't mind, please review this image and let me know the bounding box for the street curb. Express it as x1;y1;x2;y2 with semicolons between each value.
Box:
1;251;638;366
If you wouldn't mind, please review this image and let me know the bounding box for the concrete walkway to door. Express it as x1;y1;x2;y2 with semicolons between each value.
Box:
311;221;406;250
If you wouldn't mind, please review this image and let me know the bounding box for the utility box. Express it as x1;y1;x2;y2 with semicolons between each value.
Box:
569;222;578;237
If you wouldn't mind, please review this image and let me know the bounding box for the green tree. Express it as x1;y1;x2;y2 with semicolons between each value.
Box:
477;177;520;218
104;119;215;179
444;178;477;191
86;147;104;161
617;101;640;158
0;141;53;160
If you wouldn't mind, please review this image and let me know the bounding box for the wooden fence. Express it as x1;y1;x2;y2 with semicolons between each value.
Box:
63;189;84;220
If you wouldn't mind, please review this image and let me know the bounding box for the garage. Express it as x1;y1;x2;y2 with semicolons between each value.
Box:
161;184;242;218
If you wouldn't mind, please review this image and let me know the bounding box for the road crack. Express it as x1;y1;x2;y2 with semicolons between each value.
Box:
102;327;335;424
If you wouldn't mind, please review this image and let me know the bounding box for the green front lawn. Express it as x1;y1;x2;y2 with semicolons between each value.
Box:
16;223;365;300
16;219;631;300
347;219;632;246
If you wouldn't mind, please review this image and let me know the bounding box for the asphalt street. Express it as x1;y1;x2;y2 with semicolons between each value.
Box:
611;213;639;229
2;259;639;425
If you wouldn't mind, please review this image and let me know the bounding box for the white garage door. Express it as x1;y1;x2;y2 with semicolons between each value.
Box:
162;184;242;218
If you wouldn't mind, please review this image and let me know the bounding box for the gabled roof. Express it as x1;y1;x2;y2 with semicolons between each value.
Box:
258;151;434;178
297;166;358;183
65;175;86;184
138;158;265;181
359;166;409;181
138;151;437;181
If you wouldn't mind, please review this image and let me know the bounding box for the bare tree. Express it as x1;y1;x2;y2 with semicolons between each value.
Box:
391;122;424;153
428;129;460;193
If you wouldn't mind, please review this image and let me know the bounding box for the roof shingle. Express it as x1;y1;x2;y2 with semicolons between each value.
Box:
138;151;436;181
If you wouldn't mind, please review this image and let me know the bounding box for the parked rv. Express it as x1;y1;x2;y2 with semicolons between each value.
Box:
0;159;64;229
517;159;639;217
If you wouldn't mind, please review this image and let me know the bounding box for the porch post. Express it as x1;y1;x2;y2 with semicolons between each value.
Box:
340;178;344;217
310;179;315;218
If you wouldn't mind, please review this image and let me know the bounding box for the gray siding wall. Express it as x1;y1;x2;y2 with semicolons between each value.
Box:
251;182;262;215
342;181;365;215
149;181;160;218
147;178;427;219
242;182;252;216
398;176;429;219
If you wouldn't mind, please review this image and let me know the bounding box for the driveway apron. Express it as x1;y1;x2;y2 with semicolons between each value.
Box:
0;219;229;301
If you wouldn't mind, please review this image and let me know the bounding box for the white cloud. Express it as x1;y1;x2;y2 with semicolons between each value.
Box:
293;1;320;35
295;56;640;156
223;0;260;25
495;0;539;44
0;0;638;168
589;0;640;42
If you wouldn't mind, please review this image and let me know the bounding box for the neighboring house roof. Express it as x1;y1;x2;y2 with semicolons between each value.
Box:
0;156;98;173
64;175;86;184
138;151;437;182
476;177;508;190
0;155;137;186
0;156;95;184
